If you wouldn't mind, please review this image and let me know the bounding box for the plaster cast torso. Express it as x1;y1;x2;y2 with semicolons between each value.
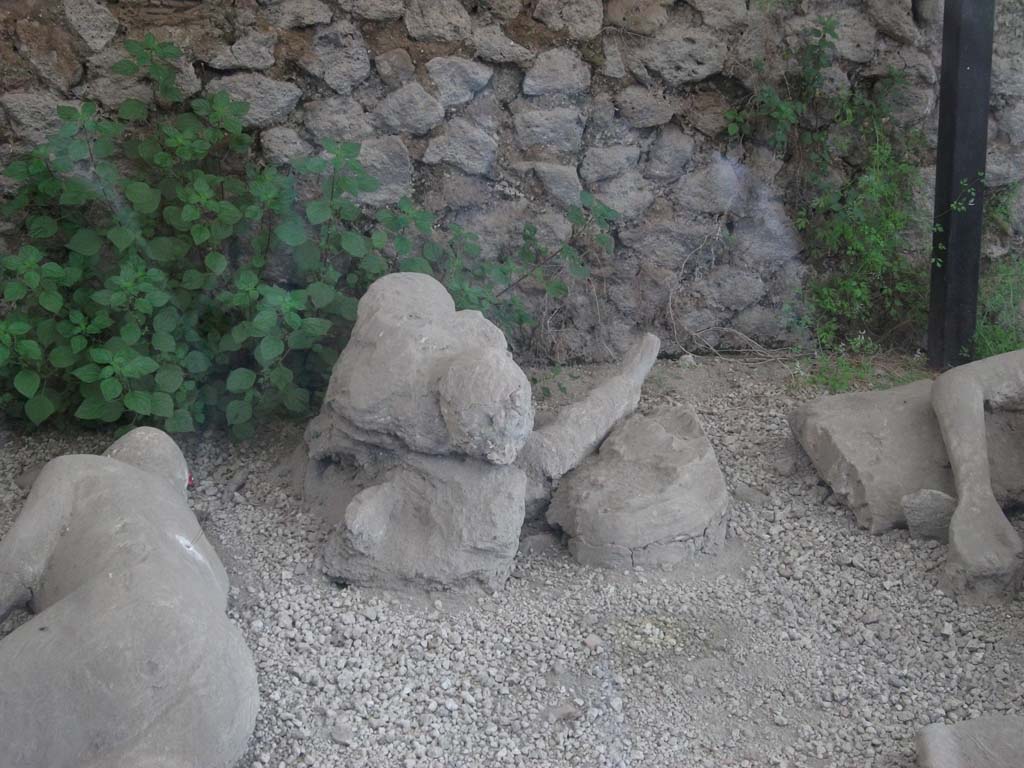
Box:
0;445;256;768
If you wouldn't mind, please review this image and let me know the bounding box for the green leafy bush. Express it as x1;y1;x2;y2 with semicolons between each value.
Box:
0;35;615;436
801;101;926;349
729;18;927;349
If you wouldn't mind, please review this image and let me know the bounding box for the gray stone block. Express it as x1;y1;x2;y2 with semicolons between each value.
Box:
790;380;1024;533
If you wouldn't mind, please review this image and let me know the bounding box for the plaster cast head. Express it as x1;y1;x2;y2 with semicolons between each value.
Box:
438;346;534;464
103;427;190;492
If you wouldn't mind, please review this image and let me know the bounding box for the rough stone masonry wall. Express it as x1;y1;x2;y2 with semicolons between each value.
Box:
1;0;1022;362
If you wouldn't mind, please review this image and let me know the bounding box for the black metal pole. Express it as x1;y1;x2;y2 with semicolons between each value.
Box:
927;0;997;369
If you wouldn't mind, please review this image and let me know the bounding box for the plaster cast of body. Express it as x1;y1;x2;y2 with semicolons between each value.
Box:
0;427;257;768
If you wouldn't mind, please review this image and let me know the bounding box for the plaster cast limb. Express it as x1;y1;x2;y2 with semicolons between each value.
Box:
0;458;76;623
931;350;1024;595
518;333;661;482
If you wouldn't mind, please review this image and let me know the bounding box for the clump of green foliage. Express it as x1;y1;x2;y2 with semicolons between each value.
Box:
792;332;930;394
0;35;616;436
802;97;926;349
728;17;928;351
974;254;1024;358
986;182;1021;237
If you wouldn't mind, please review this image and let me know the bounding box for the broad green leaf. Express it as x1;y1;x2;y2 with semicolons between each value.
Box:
338;294;359;321
361;252;387;275
120;322;143;344
156;41;183;59
111;59;139;76
305;199;332;225
155;364;184;393
301;317;332;337
248;310;276;337
307;282;336;309
163;206;189;231
190;224;210;245
122;355;159;377
14;370;40;398
183;350;211;373
283;386;310;413
75;396;105;420
165;409;195;433
125;181;161;214
181;269;205;289
291;156;328;174
204;251;227;275
58;178;93;207
28;216;58;238
268;365;293;390
39;291;64;313
225;399;253;426
107;226;136;251
4;281;27;302
217;202;242;225
226;367;257;393
146;236;190;263
399;256;432;275
256;335;284;366
25;393;55;425
151;392;174;418
153;307;179;333
67;228;103;257
48;346;76;368
7;319;31;336
118;99;148;121
66;139;90;162
286;330;315;350
152;331;177;353
73;363;102;382
101;377;123;401
15;339;42;361
235;270;258;291
274;219;307;247
99;399;124;423
341;231;367;258
230;322;251;344
124;390;153;415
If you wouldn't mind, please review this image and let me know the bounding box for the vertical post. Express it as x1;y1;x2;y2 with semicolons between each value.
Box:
928;0;997;369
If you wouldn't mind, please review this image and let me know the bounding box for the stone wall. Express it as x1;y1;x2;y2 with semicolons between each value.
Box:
1;0;1022;362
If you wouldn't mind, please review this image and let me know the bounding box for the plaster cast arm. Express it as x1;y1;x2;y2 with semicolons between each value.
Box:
931;350;1024;594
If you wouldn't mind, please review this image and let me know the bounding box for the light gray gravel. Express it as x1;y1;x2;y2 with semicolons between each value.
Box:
2;357;1022;768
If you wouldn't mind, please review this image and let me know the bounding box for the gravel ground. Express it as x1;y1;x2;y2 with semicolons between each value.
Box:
2;357;1023;768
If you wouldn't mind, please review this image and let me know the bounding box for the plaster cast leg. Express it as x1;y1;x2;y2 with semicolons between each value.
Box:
0;459;77;622
931;355;1024;596
0;564;256;768
516;334;661;517
519;333;661;482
